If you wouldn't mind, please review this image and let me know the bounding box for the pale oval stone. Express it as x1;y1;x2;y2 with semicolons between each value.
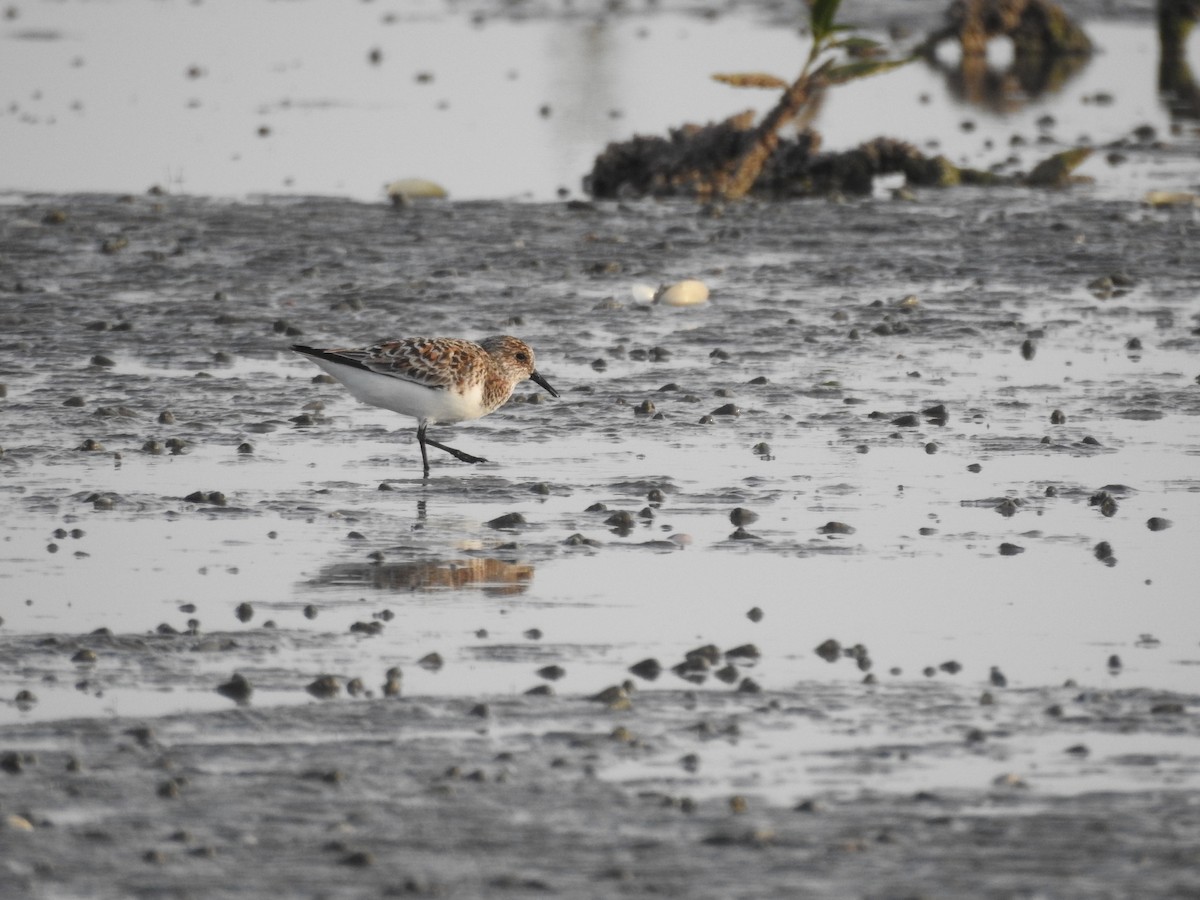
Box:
1143;190;1199;208
655;279;709;307
992;772;1027;788
385;178;448;201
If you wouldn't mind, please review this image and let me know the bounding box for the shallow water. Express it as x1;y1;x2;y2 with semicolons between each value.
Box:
2;1;1198;200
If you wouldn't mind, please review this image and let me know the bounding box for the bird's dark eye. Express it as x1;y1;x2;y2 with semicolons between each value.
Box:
514;351;529;363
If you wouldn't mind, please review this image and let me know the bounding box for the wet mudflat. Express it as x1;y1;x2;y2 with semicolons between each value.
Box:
2;687;1199;899
1;188;1199;896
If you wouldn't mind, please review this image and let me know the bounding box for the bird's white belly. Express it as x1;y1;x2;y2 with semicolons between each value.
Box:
309;359;485;425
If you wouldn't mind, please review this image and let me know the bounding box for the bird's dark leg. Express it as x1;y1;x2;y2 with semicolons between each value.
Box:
417;422;488;471
417;423;432;476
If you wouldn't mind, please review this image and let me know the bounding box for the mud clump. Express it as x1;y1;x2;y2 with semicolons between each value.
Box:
587;125;973;200
586;0;1096;200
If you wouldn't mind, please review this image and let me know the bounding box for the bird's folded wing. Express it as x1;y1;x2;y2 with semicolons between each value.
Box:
338;339;463;390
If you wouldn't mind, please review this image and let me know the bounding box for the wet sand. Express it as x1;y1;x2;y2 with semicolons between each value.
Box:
1;188;1199;896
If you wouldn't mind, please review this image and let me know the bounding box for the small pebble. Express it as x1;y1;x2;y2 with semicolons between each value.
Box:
486;512;526;530
628;658;662;680
814;639;841;662
418;652;444;671
730;508;758;526
216;674;252;703
817;522;855;535
306;675;341;699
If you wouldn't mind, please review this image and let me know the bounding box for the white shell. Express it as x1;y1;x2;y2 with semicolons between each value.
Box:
655;279;709;307
629;283;657;304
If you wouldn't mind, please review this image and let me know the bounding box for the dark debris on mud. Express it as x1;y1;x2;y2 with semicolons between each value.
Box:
3;190;1198;469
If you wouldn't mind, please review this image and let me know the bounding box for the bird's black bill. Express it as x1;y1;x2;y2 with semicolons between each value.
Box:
530;371;560;398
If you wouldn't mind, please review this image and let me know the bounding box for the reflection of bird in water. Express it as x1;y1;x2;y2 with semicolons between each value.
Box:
319;558;535;598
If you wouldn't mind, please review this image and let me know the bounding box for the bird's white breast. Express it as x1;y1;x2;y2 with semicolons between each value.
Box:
308;358;485;425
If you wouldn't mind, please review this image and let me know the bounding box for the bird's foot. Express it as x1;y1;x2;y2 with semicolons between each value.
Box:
423;436;488;467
